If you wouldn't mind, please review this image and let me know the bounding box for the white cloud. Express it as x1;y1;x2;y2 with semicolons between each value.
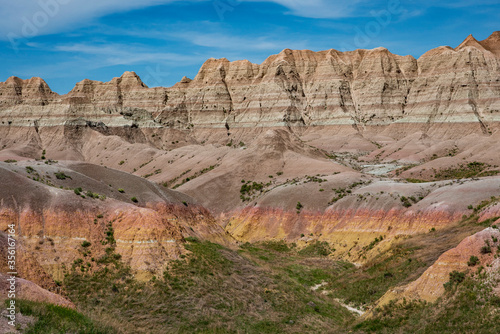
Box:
0;0;185;41
52;42;206;66
167;31;310;52
241;0;499;19
240;0;364;18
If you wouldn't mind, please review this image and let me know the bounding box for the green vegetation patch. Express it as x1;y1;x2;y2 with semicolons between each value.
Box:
433;161;493;180
9;299;113;334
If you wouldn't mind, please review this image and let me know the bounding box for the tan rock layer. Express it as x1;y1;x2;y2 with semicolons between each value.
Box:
226;207;462;262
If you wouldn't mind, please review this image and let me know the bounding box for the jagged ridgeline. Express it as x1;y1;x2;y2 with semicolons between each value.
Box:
1;32;499;130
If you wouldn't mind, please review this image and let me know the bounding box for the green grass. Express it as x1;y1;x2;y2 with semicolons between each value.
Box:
63;239;355;333
8;299;113;334
298;241;334;257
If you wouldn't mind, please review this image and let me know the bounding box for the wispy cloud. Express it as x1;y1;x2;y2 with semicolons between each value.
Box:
241;0;365;18
53;42;206;67
241;0;500;19
0;0;187;41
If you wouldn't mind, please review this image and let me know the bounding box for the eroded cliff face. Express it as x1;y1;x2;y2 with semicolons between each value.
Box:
0;32;499;132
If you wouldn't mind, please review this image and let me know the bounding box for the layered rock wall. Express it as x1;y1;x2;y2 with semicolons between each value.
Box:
1;32;499;132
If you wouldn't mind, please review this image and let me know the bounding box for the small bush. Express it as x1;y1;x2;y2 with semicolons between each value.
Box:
400;196;412;208
119;160;125;165
444;270;466;291
85;191;99;199
81;241;91;248
131;197;138;203
449;271;465;283
118;188;125;193
480;245;492;254
261;240;290;253
55;171;71;180
296;202;303;213
74;188;82;195
467;255;479;266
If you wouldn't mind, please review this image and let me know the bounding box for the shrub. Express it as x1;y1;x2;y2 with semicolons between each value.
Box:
55;171;71;180
296;202;303;213
444;270;466;291
240;181;264;195
449;271;465;283
4;159;17;163
131;197;138;203
467;255;479;266
85;191;99;199
119;161;125;165
400;196;412;208
118;188;125;193
74;188;82;195
261;240;290;253
81;241;91;248
480;245;492;254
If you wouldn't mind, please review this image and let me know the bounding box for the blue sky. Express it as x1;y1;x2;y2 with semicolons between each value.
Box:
1;0;499;94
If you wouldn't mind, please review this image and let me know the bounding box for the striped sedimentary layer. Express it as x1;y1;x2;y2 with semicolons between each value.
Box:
0;203;229;281
225;207;464;262
0;32;499;132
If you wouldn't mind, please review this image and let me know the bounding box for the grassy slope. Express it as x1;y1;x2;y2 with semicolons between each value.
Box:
5;299;113;334
30;205;499;334
63;239;355;333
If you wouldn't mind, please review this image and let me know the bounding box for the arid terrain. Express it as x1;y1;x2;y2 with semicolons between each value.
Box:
1;32;500;333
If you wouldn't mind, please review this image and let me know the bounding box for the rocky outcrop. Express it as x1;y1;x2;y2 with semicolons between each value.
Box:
376;227;500;306
0;273;74;309
0;76;58;107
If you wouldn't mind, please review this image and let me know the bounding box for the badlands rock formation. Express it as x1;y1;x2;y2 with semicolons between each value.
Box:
1;32;500;312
